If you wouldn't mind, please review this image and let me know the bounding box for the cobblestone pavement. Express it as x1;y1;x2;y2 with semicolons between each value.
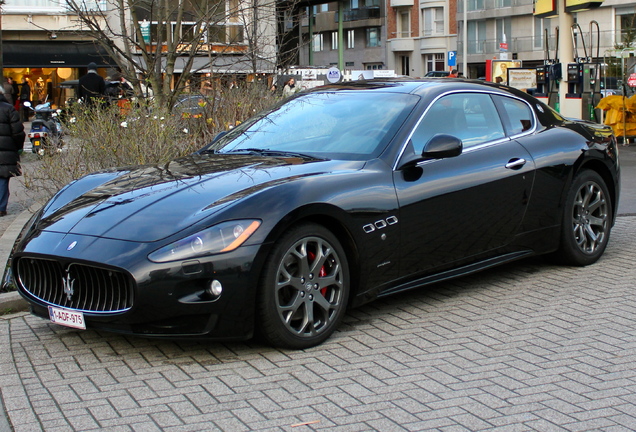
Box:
1;214;636;431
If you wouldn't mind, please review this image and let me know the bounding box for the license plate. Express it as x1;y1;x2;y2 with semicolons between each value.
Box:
34;139;41;147
48;306;86;330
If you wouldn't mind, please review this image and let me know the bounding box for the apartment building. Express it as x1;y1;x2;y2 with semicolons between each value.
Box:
457;0;636;80
298;0;387;71
386;0;458;76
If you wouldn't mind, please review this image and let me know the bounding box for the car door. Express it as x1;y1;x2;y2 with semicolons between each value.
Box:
393;92;536;277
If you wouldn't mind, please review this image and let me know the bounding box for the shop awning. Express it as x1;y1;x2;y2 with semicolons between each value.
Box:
2;41;116;68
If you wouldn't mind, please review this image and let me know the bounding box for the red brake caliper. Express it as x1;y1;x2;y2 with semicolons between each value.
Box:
308;251;328;296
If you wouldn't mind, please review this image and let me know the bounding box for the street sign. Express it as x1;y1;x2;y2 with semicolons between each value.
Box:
499;42;508;51
326;67;341;83
629;73;636;87
448;51;457;67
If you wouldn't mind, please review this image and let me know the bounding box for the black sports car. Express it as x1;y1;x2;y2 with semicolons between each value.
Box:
11;79;620;349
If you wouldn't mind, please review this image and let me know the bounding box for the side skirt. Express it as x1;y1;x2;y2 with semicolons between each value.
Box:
377;250;535;298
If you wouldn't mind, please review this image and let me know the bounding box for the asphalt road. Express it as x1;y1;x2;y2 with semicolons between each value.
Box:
1;145;636;431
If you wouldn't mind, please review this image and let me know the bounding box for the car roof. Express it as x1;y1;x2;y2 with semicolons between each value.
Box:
308;78;532;100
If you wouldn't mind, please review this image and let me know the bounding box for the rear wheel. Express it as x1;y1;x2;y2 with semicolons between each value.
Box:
553;170;612;266
257;223;350;349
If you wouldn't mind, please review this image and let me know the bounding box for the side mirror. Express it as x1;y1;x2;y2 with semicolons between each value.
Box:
398;134;462;170
421;134;463;159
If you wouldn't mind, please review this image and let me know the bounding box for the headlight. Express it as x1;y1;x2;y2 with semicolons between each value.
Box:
148;220;261;263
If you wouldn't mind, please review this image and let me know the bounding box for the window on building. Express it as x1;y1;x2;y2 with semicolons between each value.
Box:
365;63;384;70
423;7;444;36
332;31;338;50
313;33;324;52
534;17;549;49
467;0;484;11
347;30;355;49
495;0;511;7
617;11;636;45
366;27;381;47
350;0;359;8
313;3;329;13
398;9;411;38
496;17;512;46
467;20;486;54
426;53;445;72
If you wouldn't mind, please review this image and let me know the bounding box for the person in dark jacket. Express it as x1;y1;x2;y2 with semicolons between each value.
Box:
78;62;106;106
0;86;25;216
19;78;31;121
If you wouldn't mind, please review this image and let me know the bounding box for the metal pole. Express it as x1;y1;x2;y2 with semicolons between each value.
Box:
308;7;313;66
463;0;467;78
338;1;344;70
558;0;575;117
0;1;5;87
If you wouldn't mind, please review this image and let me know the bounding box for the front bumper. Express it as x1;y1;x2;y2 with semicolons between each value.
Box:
15;231;264;340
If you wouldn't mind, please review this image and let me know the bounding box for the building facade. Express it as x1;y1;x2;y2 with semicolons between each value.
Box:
298;0;387;71
386;0;458;77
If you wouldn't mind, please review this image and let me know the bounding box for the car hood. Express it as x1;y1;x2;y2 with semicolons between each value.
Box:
36;153;363;242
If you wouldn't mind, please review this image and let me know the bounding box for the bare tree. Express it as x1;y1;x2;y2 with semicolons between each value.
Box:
63;0;300;108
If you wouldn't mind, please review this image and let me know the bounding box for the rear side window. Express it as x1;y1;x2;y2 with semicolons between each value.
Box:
494;96;534;136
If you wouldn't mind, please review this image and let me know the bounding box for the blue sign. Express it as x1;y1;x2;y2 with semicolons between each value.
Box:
448;51;457;67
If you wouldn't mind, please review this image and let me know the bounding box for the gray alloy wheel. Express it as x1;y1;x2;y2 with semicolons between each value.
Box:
572;179;609;253
554;170;612;266
258;223;349;349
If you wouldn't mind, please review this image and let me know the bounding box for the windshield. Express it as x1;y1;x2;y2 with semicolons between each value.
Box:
215;91;419;160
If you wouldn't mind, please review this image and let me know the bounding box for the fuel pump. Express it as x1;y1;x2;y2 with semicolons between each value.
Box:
535;27;560;112
566;22;602;121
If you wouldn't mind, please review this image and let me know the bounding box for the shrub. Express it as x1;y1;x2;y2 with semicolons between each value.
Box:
23;83;282;202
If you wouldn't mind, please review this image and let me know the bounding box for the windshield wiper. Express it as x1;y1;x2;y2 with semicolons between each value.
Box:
226;148;316;159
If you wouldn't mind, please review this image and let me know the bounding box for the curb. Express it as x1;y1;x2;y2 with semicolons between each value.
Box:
0;209;35;314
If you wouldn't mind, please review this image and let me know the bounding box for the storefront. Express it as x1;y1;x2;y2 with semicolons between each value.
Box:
2;41;116;108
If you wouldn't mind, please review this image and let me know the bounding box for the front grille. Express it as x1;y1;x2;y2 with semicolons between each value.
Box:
16;257;134;312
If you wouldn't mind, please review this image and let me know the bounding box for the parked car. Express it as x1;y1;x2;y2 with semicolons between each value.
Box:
424;71;450;77
10;79;620;349
173;93;222;118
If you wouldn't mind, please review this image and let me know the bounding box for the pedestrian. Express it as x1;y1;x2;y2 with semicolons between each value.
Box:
18;78;31;122
448;69;458;78
0;86;25;217
3;78;15;106
78;62;106;106
283;78;297;98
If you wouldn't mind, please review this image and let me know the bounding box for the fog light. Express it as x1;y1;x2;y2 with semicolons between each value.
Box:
206;280;223;297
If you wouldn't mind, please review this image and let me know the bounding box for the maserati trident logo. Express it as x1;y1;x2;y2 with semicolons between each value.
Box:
63;271;75;302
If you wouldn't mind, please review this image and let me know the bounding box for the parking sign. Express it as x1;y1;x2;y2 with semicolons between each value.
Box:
448;51;457;67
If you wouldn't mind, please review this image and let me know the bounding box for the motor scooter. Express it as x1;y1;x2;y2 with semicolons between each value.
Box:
24;101;64;155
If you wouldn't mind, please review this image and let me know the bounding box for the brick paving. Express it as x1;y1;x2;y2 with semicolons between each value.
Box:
2;144;636;431
1;214;636;431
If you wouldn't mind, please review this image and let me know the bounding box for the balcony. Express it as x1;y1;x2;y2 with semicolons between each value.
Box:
389;38;415;52
390;0;414;7
336;7;381;22
459;30;620;59
459;0;533;12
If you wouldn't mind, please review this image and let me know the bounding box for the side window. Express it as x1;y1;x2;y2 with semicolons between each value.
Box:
495;96;534;136
411;93;505;154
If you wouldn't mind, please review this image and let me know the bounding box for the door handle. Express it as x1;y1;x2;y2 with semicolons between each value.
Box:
505;158;526;170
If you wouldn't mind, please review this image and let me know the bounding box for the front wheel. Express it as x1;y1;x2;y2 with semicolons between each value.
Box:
257;223;350;349
553;170;612;266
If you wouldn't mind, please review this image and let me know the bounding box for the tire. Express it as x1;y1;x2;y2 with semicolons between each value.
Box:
553;170;612;266
257;223;350;349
